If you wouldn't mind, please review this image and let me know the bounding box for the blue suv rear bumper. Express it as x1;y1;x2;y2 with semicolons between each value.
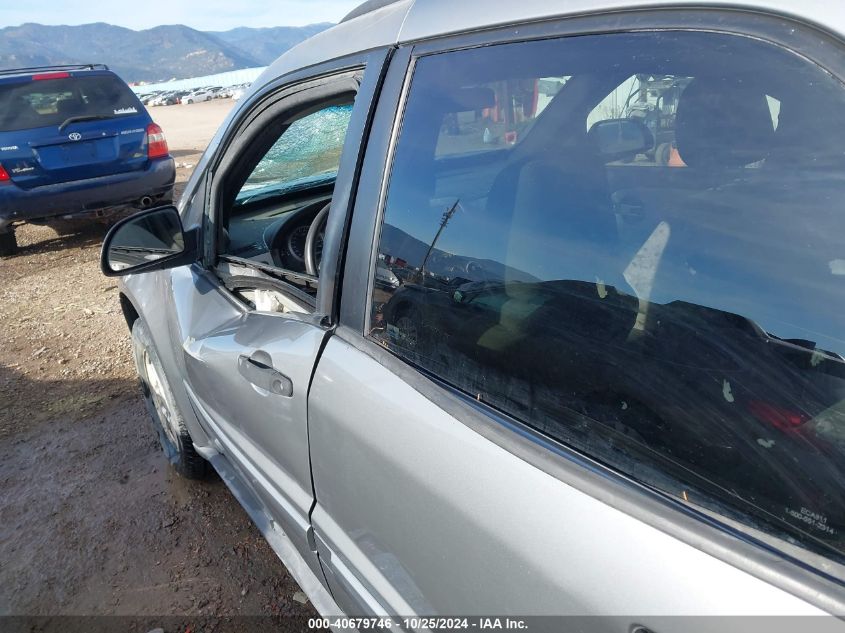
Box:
0;157;175;230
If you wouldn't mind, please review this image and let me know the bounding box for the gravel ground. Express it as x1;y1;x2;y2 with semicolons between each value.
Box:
0;100;318;627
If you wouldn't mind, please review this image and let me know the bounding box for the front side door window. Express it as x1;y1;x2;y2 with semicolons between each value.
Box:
214;94;356;310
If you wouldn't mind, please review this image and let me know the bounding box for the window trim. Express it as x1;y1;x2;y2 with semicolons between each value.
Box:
206;74;359;306
345;8;845;336
195;47;392;322
339;8;845;610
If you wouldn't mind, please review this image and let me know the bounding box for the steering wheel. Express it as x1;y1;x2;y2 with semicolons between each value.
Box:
305;201;330;276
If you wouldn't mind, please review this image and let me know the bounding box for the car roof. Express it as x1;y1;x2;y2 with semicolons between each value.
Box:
256;0;844;90
399;0;845;41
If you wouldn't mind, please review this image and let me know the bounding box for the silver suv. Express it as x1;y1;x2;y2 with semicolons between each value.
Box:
101;0;845;625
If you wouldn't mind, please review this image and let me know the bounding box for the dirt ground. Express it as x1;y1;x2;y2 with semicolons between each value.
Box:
0;99;318;627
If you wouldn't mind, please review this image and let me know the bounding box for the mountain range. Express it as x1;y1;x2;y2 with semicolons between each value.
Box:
380;223;539;284
0;22;334;83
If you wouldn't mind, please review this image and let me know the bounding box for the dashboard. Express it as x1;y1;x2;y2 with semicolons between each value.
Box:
225;194;331;274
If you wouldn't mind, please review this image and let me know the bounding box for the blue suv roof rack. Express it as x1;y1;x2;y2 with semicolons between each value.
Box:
0;64;109;77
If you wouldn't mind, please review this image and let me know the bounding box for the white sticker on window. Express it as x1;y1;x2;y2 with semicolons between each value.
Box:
829;259;845;275
785;507;836;535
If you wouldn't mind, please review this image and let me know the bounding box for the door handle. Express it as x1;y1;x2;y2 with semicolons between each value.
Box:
238;352;293;397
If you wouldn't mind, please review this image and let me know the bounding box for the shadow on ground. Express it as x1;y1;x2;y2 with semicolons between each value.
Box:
171;149;201;159
0;371;317;620
4;223;105;259
0;366;137;438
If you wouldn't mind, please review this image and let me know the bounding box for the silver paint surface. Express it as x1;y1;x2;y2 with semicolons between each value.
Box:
309;337;833;618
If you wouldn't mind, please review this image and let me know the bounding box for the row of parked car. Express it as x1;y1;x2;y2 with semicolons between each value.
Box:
137;83;247;107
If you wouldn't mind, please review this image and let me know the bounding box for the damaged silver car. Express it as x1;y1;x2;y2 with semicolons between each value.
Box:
102;0;845;625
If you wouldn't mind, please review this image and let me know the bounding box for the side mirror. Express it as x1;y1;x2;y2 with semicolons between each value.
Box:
100;206;197;277
588;118;655;160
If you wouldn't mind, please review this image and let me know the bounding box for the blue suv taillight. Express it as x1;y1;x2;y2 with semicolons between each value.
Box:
146;123;169;159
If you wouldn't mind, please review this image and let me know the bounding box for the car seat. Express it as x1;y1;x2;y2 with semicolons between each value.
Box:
485;145;618;286
475;143;620;355
625;76;811;323
55;98;80;119
674;77;775;169
2;96;41;129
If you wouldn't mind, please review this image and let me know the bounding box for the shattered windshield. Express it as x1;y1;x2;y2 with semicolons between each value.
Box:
236;104;353;204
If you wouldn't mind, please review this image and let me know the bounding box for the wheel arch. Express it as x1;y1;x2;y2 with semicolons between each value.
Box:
117;279;214;453
119;292;140;331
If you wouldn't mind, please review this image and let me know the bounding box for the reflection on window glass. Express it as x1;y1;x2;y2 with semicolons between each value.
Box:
587;74;695;166
240;104;353;199
370;30;845;563
435;76;571;156
766;95;781;130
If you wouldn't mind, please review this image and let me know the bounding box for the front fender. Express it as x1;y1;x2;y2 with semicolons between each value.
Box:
119;267;213;451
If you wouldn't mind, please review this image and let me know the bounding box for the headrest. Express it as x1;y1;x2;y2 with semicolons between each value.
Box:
14;95;38;115
675;78;775;168
56;99;78;117
449;86;496;112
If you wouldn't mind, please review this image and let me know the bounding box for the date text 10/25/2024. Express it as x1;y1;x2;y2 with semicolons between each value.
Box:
308;617;530;630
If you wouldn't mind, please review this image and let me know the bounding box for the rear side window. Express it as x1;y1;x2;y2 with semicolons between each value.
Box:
0;74;142;132
370;31;845;562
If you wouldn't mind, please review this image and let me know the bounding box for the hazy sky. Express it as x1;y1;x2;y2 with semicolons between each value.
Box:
1;0;364;30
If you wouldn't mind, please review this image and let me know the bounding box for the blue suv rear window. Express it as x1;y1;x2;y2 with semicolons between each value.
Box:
0;74;142;132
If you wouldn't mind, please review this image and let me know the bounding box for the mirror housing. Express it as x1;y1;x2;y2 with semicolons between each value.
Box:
100;206;198;277
588;118;654;161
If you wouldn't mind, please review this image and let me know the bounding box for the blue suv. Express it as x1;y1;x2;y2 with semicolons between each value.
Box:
0;64;175;256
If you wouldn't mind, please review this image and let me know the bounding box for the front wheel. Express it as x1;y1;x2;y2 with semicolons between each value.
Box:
0;229;17;257
131;318;207;479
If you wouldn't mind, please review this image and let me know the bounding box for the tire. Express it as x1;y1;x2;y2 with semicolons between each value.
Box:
131;319;207;479
655;142;672;166
0;230;17;257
